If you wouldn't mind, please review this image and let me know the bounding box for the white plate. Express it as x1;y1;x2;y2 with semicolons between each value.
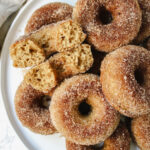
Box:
1;0;139;149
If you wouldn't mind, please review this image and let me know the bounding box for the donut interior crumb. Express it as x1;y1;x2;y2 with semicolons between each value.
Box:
24;61;57;93
50;20;86;52
30;20;86;54
49;44;93;81
10;20;86;68
10;39;45;68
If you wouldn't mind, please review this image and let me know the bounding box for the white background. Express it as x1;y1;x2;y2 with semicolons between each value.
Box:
0;90;27;150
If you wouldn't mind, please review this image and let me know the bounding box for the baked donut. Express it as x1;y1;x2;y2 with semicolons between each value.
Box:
15;81;56;135
50;74;120;145
73;0;142;52
66;122;131;150
131;113;150;150
134;0;150;43
24;44;93;93
25;2;73;34
100;45;150;118
24;61;58;93
49;44;93;81
10;20;86;68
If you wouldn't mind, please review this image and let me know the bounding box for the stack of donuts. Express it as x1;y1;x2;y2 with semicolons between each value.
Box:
9;0;150;150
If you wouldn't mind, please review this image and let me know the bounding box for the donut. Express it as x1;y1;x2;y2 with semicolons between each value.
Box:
15;81;56;135
131;113;150;150
24;44;93;93
50;74;120;145
24;61;58;94
10;20;86;68
49;44;93;81
102;122;131;150
100;45;150;118
66;122;131;150
73;0;142;52
134;0;150;43
25;2;73;34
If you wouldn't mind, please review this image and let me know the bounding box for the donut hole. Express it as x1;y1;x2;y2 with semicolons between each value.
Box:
34;95;51;109
134;67;145;86
78;100;92;116
97;6;113;25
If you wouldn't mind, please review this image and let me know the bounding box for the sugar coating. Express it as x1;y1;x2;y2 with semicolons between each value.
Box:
132;113;150;150
25;2;73;34
134;0;150;43
66;122;131;150
102;122;131;150
14;81;56;135
73;0;142;52
50;74;120;145
100;45;150;117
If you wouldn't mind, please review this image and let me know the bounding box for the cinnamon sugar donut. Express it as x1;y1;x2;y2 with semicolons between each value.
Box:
15;81;56;135
66;122;131;150
49;44;93;81
131;113;150;150
73;0;142;52
100;45;150;118
25;2;73;34
50;74;120;145
134;0;150;43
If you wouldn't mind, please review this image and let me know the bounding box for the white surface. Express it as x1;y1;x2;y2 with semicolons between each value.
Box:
0;93;27;150
1;0;139;150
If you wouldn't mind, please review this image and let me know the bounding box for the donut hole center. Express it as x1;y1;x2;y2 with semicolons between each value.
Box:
134;68;145;86
37;95;51;109
97;6;113;25
78;100;92;116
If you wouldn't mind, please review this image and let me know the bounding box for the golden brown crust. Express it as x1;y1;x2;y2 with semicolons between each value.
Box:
102;122;131;150
100;45;150;117
73;0;142;52
66;141;92;150
66;122;131;150
15;81;56;135
25;2;73;34
132;113;150;150
134;0;150;43
50;74;120;145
